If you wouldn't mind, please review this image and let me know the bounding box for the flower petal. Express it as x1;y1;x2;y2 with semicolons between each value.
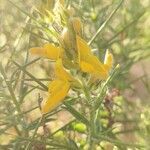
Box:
55;59;74;81
48;79;63;93
76;35;92;65
30;43;63;60
81;59;108;80
80;61;95;73
41;80;70;114
72;17;82;35
76;36;108;79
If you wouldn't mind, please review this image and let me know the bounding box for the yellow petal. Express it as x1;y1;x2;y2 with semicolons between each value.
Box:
76;36;108;79
48;80;63;93
104;50;113;70
76;35;92;59
30;43;63;60
88;55;105;72
81;59;108;80
80;61;95;73
55;59;74;81
42;80;70;114
72;17;82;35
87;55;109;79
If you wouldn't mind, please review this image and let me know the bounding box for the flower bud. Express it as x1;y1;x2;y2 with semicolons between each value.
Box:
72;17;82;35
104;50;113;70
61;28;72;49
73;123;87;133
67;6;75;16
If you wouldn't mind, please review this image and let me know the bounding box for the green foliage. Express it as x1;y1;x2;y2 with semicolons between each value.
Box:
0;0;150;149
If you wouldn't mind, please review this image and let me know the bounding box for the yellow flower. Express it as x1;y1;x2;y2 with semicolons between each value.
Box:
55;59;75;81
41;59;75;114
30;43;63;60
76;35;113;80
55;59;81;88
41;79;70;114
72;17;82;35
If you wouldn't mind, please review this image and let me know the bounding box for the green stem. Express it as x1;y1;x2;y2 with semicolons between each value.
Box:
106;11;145;47
95;65;120;110
88;108;96;150
25;115;44;150
0;64;21;114
81;78;92;106
88;0;124;45
0;64;22;136
81;79;96;149
12;61;48;91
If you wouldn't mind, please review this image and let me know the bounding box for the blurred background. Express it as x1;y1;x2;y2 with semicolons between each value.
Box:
0;0;150;149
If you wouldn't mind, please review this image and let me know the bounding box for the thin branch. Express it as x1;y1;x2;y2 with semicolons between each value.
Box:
88;0;124;45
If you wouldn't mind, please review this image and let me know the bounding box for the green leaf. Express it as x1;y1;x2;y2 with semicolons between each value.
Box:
63;102;90;126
